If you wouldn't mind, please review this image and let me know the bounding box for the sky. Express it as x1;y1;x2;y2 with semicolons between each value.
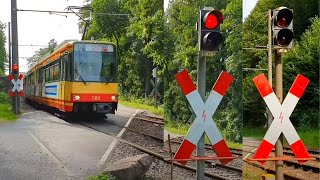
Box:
243;0;258;21
1;0;256;74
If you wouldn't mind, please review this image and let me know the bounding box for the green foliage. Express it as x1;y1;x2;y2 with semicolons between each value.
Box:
0;92;11;104
283;17;320;128
243;126;266;140
88;174;109;180
298;128;319;149
119;94;164;115
0;104;17;123
88;0;129;57
0;22;6;76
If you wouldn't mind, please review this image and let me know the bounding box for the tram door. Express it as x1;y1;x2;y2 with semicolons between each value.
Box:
59;56;66;111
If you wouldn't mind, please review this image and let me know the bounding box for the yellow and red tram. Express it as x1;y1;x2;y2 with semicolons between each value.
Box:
24;40;118;116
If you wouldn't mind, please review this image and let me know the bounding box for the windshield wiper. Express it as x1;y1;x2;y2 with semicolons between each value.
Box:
74;68;87;85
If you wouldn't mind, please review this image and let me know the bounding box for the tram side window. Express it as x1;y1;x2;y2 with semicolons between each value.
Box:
52;64;60;81
65;54;72;81
60;56;66;81
42;69;45;83
45;67;50;82
38;68;43;84
49;66;53;82
30;73;34;85
35;70;39;85
25;76;28;86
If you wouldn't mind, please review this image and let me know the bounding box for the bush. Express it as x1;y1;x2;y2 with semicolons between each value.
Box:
0;92;11;104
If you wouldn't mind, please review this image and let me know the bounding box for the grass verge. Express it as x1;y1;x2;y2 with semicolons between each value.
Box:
0;104;17;124
244;126;319;149
165;124;242;149
298;129;319;149
243;127;266;140
88;174;109;180
119;99;163;116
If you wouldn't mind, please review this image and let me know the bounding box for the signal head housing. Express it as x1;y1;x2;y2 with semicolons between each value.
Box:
199;8;224;52
272;7;293;49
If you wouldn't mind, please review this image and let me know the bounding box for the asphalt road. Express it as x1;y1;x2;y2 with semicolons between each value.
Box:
0;103;139;180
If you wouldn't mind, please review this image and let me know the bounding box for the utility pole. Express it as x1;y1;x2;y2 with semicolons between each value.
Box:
11;0;20;114
197;7;224;179
8;22;11;74
196;53;206;180
275;50;283;180
272;7;293;179
267;10;273;127
8;22;14;111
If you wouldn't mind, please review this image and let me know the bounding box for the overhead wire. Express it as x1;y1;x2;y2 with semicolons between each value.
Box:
16;9;129;16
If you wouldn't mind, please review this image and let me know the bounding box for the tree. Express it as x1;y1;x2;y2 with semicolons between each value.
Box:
283;17;320;129
0;22;6;76
124;0;164;97
87;0;129;59
219;0;243;142
27;39;57;69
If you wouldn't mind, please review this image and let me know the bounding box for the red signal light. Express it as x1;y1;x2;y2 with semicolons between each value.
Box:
205;14;218;29
12;64;18;73
200;9;224;51
203;10;224;29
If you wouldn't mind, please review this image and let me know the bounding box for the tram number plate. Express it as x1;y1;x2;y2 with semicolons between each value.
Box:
92;96;101;101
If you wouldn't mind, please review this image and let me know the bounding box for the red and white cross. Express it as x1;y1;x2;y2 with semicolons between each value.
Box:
8;74;24;97
173;70;234;165
253;74;311;165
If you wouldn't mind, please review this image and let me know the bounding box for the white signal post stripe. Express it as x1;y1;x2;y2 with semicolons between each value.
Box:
173;70;234;166
253;74;310;164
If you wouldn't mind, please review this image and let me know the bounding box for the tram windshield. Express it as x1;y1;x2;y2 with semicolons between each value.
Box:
74;43;116;83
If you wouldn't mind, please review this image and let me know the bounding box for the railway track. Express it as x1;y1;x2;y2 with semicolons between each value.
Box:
120;113;241;179
244;160;303;180
243;138;320;179
164;137;242;179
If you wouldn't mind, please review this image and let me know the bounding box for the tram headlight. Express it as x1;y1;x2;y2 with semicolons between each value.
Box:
111;95;118;101
73;95;81;101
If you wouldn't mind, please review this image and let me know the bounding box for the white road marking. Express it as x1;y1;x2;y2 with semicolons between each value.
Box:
96;109;140;168
95;137;118;168
243;147;257;160
117;109;140;138
27;130;74;176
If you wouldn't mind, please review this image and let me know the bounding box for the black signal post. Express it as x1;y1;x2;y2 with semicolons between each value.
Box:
196;7;224;180
11;0;20;114
199;8;224;53
272;7;293;180
273;7;293;49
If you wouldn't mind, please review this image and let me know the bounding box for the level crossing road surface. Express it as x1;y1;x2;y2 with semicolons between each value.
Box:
242;137;261;160
0;103;138;180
